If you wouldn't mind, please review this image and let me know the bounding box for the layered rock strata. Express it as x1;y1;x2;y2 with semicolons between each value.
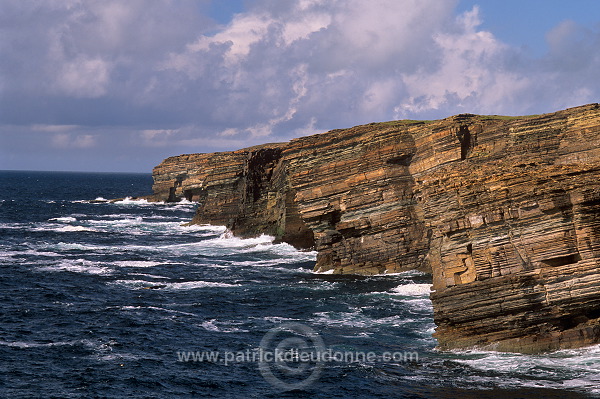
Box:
150;104;600;353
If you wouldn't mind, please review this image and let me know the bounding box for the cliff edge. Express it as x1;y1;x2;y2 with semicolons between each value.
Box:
150;104;600;353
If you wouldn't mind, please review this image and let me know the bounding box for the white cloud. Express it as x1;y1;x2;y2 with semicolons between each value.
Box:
51;134;70;149
55;56;111;98
51;133;97;148
73;134;97;148
140;128;181;147
188;13;272;64
397;6;522;115
32;124;80;133
2;0;600;172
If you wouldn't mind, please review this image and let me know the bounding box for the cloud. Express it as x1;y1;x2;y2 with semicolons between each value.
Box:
55;56;111;98
139;128;182;147
51;133;97;149
396;6;531;116
32;124;80;133
1;0;600;172
154;0;464;130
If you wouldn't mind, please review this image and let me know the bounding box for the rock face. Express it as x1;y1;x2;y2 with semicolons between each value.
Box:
150;104;600;353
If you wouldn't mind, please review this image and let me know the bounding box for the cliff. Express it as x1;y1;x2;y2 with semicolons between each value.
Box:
150;104;600;353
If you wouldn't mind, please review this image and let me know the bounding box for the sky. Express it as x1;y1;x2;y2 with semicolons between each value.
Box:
1;0;599;172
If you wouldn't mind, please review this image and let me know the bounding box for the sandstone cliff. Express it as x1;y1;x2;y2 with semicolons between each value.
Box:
150;104;600;353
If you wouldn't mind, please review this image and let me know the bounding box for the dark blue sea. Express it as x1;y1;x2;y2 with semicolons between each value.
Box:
1;170;598;398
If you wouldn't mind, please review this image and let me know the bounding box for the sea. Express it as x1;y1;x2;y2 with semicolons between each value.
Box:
1;170;599;398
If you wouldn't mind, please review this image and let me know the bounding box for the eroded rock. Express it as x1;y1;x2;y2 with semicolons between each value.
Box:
149;104;600;353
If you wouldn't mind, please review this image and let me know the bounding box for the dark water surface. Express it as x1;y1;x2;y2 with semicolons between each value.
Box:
0;171;598;398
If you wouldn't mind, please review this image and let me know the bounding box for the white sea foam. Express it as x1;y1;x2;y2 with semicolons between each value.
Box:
47;241;162;255
128;273;169;279
0;249;63;259
211;232;275;250
51;242;110;252
112;279;241;290
119;305;197;317
48;216;77;223
450;344;600;394
110;197;197;212
375;270;430;277
82;218;221;236
114;197;149;204
187;233;316;263
54;225;96;232
400;298;433;311
154;233;275;256
0;222;27;230
260;265;314;274
227;255;316;270
37;259;112;275
389;283;432;297
166;281;241;290
313;268;335;274
31;223;97;233
111;260;164;268
310;310;408;328
0;339;96;349
200;319;248;333
87;216;144;226
103;213;137;218
260;316;298;323
340;332;373;339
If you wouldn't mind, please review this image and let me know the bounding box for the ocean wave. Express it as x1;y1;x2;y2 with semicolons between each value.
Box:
54;225;97;232
200;319;249;333
51;242;112;252
166;280;242;290
118;305;198;317
0;249;63;259
112;197;197;211
110;260;165;268
259;316;299;323
37;259;113;275
227;255;316;270
194;233;317;262
111;279;241;290
153;233;275;255
310;310;410;329
313;269;335;274
448;344;600;394
31;222;98;233
112;197;156;205
375;270;430;277
0;222;27;230
128;273;170;279
394;298;434;311
389;283;432;297
212;232;276;248
82;217;223;236
0;339;96;349
87;216;144;226
75;196;196;211
48;216;77;223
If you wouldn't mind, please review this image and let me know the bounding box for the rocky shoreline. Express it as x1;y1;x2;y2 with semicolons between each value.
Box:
146;104;600;353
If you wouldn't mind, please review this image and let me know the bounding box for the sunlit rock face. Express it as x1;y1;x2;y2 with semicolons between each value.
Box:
150;104;600;353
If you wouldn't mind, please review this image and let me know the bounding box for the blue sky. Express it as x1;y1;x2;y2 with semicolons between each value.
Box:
1;0;599;172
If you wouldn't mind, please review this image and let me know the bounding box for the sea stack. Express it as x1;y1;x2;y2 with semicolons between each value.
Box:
149;104;600;354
